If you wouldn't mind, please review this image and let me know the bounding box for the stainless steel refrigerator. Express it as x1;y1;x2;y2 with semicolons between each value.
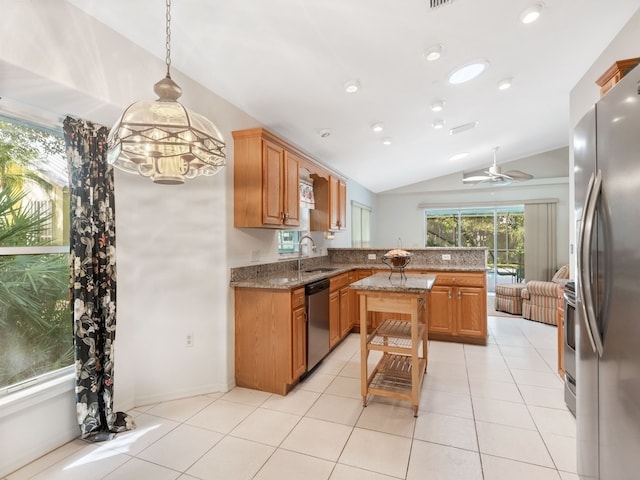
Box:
574;63;640;480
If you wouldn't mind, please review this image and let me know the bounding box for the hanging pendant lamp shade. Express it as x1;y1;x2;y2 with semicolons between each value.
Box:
107;0;225;185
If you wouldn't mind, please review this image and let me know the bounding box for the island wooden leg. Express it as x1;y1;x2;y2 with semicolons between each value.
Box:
359;292;368;408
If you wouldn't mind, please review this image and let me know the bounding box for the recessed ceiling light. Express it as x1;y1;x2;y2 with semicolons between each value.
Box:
520;2;544;24
371;122;384;133
449;121;478;135
344;79;361;94
423;44;444;61
318;128;332;138
448;60;489;85
430;99;445;112
432;119;445;130
449;152;469;161
382;137;392;145
497;77;513;90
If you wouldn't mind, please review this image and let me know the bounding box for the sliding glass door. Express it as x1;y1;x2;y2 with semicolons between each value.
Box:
425;206;524;291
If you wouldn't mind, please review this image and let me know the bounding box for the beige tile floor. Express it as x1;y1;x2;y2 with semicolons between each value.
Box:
6;314;578;480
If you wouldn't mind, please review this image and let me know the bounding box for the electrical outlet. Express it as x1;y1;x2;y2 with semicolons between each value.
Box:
368;254;377;260
185;333;194;347
251;250;260;262
442;254;451;261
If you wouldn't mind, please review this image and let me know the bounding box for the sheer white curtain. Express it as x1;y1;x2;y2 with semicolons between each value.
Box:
524;200;557;281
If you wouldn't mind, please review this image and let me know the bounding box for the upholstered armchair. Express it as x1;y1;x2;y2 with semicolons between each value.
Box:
521;265;570;325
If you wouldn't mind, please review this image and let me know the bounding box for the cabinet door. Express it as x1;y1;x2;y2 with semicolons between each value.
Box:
337;179;347;230
329;176;340;230
351;270;373;329
262;140;284;225
283;151;300;226
428;285;454;335
339;287;351;338
457;287;486;338
291;306;306;380
329;290;341;348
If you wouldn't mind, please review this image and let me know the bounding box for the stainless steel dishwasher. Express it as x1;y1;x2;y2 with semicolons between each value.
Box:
305;278;330;373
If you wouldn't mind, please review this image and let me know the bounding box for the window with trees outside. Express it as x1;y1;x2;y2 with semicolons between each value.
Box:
0;115;72;395
425;206;525;291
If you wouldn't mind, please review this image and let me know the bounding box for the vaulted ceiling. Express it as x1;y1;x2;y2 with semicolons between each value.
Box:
69;0;640;192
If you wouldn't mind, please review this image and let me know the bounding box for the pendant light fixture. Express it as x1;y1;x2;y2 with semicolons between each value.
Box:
107;0;226;185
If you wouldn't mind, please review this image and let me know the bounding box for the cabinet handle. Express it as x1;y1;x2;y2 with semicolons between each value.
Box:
448;290;452;299
457;291;461;300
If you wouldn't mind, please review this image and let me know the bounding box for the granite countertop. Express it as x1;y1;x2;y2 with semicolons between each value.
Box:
229;265;353;289
349;273;436;293
230;263;485;289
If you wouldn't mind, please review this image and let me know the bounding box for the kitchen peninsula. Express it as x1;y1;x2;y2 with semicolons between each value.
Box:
230;247;486;395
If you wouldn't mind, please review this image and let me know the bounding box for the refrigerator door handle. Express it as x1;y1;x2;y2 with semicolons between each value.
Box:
577;171;598;354
580;169;604;357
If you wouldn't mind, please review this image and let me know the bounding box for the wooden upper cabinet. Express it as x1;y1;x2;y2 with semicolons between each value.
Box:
233;129;300;228
311;174;347;232
334;176;347;231
283;151;301;226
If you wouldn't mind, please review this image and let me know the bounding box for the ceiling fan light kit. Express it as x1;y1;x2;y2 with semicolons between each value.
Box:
462;147;533;185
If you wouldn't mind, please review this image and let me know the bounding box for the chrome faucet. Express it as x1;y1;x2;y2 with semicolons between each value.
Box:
298;234;317;273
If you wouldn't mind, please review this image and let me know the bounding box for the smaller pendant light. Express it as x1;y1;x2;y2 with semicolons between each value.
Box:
107;0;226;185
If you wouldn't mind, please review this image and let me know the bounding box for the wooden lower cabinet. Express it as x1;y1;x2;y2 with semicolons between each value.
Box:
292;305;307;380
330;272;353;347
456;287;486;338
428;285;455;335
339;287;351;337
424;272;487;344
329;289;341;348
235;287;306;395
349;269;375;331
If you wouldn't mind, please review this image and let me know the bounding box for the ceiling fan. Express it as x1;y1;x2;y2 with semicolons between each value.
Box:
462;147;534;185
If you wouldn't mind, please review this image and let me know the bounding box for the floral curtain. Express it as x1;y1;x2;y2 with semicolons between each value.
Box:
63;116;134;441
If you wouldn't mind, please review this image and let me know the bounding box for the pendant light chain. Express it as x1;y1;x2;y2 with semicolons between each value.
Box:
107;0;226;184
165;0;172;76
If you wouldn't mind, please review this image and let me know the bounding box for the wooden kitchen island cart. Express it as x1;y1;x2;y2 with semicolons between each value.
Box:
350;273;436;416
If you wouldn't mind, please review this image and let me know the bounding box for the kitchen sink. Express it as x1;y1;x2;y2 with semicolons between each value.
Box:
304;267;338;274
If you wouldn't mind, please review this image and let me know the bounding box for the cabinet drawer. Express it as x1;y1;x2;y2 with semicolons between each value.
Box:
292;287;305;309
432;272;486;287
330;272;351;291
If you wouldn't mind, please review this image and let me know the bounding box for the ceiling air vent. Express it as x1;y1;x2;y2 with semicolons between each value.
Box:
430;0;453;8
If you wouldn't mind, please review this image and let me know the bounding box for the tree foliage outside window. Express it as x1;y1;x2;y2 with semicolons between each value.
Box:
0;117;72;391
425;207;525;283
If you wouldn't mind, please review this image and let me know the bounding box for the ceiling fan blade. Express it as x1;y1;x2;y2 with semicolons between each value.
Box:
490;171;512;180
463;174;491;183
503;170;533;181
